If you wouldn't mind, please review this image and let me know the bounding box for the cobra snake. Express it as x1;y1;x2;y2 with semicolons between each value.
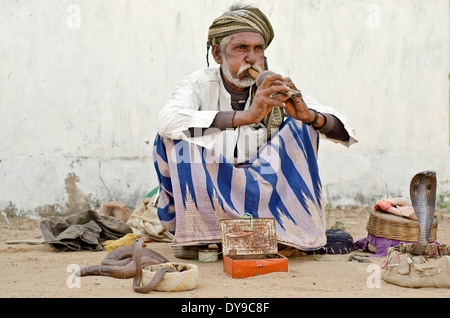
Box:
77;237;174;293
409;170;437;255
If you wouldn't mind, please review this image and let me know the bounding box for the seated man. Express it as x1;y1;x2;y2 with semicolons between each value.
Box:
153;4;357;253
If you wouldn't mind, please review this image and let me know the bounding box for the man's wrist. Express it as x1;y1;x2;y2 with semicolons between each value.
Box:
312;112;327;129
211;111;237;130
233;110;253;127
305;108;326;129
305;108;319;126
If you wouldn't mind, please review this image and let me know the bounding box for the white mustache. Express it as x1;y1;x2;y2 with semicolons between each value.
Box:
237;63;263;76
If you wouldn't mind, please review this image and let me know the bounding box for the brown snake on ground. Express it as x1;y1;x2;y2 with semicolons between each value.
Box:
409;170;437;255
132;238;175;293
76;237;169;279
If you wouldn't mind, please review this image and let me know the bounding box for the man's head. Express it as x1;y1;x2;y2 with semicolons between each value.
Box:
207;5;274;91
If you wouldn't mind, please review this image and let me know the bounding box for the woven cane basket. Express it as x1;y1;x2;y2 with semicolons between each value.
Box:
366;210;438;242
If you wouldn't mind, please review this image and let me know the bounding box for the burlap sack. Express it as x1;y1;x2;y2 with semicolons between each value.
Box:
382;243;450;288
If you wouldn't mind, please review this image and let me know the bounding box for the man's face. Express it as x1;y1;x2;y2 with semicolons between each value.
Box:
220;32;265;91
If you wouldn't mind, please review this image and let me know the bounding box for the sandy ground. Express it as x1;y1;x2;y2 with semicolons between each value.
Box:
1;207;449;301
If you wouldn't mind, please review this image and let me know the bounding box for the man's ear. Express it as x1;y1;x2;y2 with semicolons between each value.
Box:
211;44;223;64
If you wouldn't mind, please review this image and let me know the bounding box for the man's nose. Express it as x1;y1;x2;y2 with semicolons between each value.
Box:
245;49;257;64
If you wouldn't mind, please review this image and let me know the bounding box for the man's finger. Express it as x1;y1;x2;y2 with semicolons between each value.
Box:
258;73;285;89
263;84;290;97
259;96;287;108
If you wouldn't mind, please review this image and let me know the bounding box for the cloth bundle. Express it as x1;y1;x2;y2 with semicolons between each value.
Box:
373;197;416;220
126;192;174;243
40;210;133;251
354;234;413;257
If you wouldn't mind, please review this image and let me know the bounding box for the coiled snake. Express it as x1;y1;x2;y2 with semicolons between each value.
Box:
131;238;175;293
77;237;174;293
409;170;437;255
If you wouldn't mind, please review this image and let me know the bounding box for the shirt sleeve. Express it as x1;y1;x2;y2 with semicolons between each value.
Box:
317;113;350;142
184;111;236;138
210;111;236;130
157;72;222;148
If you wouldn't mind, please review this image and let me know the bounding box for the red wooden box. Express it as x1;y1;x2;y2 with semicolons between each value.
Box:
220;218;288;279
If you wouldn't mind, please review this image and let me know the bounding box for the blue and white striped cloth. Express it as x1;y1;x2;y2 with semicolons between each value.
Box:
153;117;327;250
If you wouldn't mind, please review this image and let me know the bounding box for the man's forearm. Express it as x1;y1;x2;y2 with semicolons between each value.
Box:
194;110;349;143
317;113;350;142
209;110;257;129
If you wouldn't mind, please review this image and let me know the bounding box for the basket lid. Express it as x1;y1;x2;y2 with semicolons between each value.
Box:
220;218;278;256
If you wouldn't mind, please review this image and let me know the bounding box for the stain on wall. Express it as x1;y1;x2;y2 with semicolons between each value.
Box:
64;173;91;215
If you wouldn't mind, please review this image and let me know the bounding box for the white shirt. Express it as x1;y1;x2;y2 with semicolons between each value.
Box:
158;68;357;163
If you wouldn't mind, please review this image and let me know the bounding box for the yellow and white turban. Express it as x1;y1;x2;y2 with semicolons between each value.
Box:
207;6;274;48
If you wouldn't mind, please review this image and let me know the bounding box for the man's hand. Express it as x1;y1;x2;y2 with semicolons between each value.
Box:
267;75;326;128
233;72;325;128
278;77;312;122
233;73;289;127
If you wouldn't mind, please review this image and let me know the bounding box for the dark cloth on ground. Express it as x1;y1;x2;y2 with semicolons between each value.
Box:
40;210;133;252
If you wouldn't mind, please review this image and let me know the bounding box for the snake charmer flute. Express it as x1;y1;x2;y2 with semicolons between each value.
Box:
247;68;302;98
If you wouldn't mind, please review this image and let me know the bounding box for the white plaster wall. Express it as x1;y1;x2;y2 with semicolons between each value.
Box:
0;0;449;217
